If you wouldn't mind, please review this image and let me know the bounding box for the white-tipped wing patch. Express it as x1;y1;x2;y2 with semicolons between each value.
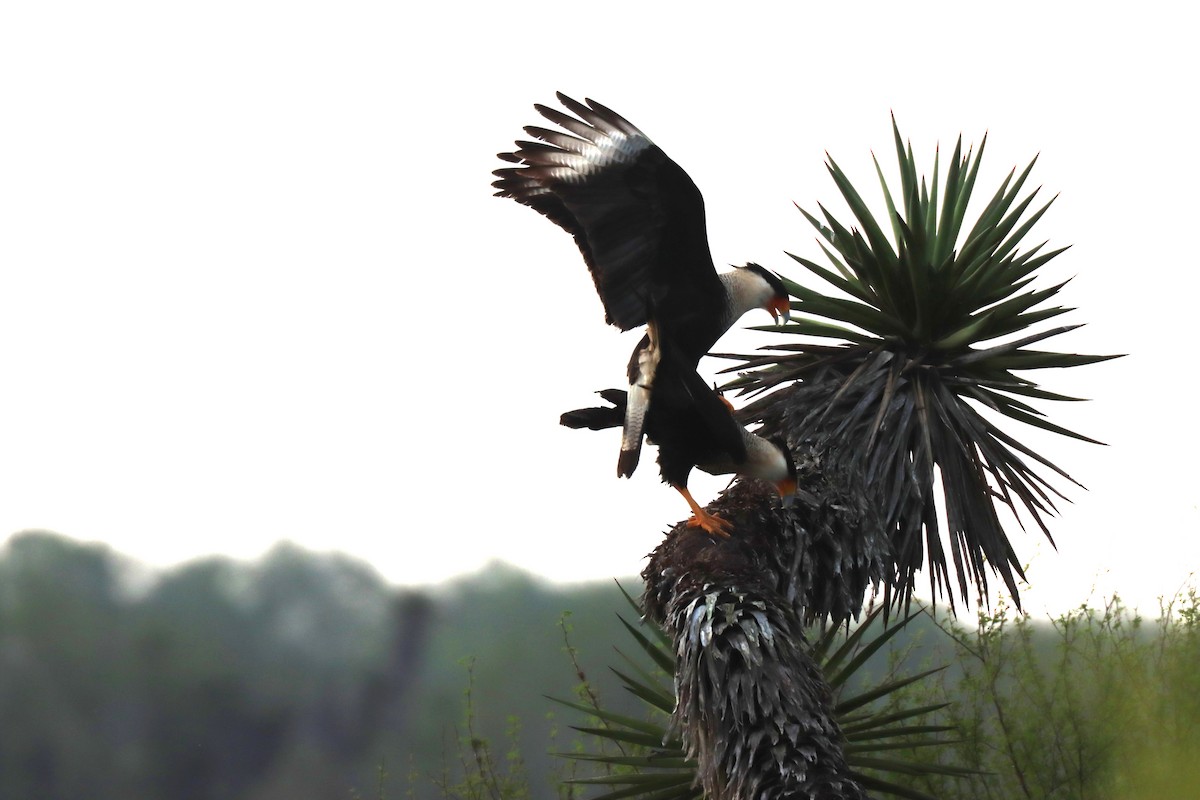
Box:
492;93;674;331
521;107;651;182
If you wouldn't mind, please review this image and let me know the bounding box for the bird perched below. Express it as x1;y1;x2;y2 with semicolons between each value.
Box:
493;92;791;476
561;356;797;536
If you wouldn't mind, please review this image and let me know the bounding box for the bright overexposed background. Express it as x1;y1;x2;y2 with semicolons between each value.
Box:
1;2;1195;615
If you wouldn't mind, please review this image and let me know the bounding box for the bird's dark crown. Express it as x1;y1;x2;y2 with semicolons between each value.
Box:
739;262;788;299
768;435;798;480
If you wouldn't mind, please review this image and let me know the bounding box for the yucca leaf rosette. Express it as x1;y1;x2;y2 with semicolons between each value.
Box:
729;119;1119;609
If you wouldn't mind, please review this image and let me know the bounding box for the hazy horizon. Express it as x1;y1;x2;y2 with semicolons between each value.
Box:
3;2;1196;622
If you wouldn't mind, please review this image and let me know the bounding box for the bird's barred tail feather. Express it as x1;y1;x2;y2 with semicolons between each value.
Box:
560;388;641;476
618;382;648;478
619;328;661;478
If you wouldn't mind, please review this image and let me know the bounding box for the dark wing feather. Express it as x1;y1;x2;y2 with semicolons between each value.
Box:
493;93;724;332
667;354;746;463
560;403;623;431
646;346;746;487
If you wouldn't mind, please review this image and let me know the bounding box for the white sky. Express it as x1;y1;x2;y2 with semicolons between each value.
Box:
1;2;1196;616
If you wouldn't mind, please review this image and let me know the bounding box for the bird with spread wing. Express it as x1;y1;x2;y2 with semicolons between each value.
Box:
494;93;795;533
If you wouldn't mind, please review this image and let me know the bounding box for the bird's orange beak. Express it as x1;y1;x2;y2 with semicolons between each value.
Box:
776;477;797;508
770;297;791;324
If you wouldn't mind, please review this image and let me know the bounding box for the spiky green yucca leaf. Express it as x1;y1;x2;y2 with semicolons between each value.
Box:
728;119;1120;609
553;593;969;800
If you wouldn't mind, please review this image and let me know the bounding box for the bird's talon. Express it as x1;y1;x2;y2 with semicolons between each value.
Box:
687;512;733;538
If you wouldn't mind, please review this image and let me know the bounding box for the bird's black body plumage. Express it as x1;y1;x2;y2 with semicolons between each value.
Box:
560;352;767;493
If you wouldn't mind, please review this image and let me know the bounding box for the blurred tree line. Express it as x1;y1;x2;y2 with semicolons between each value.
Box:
0;531;639;800
2;531;1197;800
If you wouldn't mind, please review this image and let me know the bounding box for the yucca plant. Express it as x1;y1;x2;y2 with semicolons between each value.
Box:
551;120;1114;800
726;118;1119;609
554;588;974;800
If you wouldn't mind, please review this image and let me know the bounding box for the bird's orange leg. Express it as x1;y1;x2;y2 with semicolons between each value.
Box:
712;384;735;414
675;485;732;537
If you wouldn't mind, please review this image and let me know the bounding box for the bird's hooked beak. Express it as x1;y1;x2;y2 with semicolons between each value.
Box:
775;477;797;509
769;297;791;324
713;383;735;414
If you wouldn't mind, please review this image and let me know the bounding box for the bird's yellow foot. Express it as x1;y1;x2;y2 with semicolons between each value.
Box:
686;509;733;538
675;484;733;537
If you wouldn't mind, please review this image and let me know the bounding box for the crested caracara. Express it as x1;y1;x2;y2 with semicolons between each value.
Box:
494;93;790;476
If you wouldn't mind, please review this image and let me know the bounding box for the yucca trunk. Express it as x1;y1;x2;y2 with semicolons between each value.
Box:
642;478;879;800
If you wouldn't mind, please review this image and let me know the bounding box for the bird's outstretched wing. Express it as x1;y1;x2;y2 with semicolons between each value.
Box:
493;93;723;332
